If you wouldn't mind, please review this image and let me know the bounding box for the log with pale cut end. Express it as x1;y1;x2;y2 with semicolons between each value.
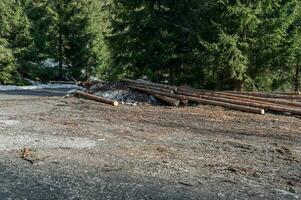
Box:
129;85;264;114
151;94;180;106
216;92;301;108
224;91;301;100
123;79;178;91
201;95;301;115
75;91;119;106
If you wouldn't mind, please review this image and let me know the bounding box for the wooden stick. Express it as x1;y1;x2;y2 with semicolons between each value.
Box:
75;91;119;106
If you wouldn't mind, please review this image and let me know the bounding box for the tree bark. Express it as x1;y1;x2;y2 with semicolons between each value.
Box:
216;92;301;108
58;30;63;80
129;85;264;114
294;62;300;92
75;91;119;106
201;95;301;115
123;79;177;91
151;94;180;106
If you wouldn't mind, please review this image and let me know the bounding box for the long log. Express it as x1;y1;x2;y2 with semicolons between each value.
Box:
123;79;177;91
175;87;301;108
190;97;265;115
201;95;301;115
75;91;119;106
224;91;301;100
129;85;264;114
151;94;180;106
176;89;202;98
129;85;189;100
177;86;205;94
216;92;301;108
274;91;301;95
127;82;174;94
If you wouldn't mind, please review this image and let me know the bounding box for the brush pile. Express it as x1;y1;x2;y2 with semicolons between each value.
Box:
123;79;301;116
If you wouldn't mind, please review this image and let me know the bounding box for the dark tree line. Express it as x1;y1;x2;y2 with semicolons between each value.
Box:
0;0;300;91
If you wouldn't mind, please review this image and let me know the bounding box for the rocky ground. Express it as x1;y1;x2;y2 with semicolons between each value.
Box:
0;89;300;200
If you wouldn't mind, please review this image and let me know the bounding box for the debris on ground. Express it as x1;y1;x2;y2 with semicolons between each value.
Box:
77;81;157;106
21;147;33;164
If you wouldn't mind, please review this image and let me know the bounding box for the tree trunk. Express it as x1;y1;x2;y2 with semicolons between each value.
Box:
294;62;300;92
75;91;119;106
58;30;63;80
57;3;63;81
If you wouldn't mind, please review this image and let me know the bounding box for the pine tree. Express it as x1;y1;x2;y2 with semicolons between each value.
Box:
24;0;95;80
0;0;32;84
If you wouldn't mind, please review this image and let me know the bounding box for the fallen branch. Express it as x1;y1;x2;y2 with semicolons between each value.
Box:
75;91;119;106
22;147;33;164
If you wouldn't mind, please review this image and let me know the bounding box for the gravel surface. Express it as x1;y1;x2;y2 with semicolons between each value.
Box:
0;90;300;199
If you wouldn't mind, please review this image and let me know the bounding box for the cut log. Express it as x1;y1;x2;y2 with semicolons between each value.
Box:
128;85;189;101
177;86;205;94
129;85;264;114
127;82;174;94
151;94;180;106
123;79;177;91
216;92;301;108
176;89;202;98
75;91;119;106
201;95;301;115
224;91;301;100
274;91;301;95
190;97;265;115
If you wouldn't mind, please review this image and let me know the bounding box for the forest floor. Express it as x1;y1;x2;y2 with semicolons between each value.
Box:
0;89;300;199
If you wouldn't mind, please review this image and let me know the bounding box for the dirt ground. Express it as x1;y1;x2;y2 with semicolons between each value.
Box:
0;90;300;199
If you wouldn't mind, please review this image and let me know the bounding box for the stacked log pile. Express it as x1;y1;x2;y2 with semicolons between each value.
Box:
124;79;301;116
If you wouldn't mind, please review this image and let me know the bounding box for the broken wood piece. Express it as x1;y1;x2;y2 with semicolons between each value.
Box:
75;91;119;106
22;147;33;164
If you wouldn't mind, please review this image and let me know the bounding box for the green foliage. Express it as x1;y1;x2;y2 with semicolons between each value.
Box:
0;0;300;91
0;39;17;84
